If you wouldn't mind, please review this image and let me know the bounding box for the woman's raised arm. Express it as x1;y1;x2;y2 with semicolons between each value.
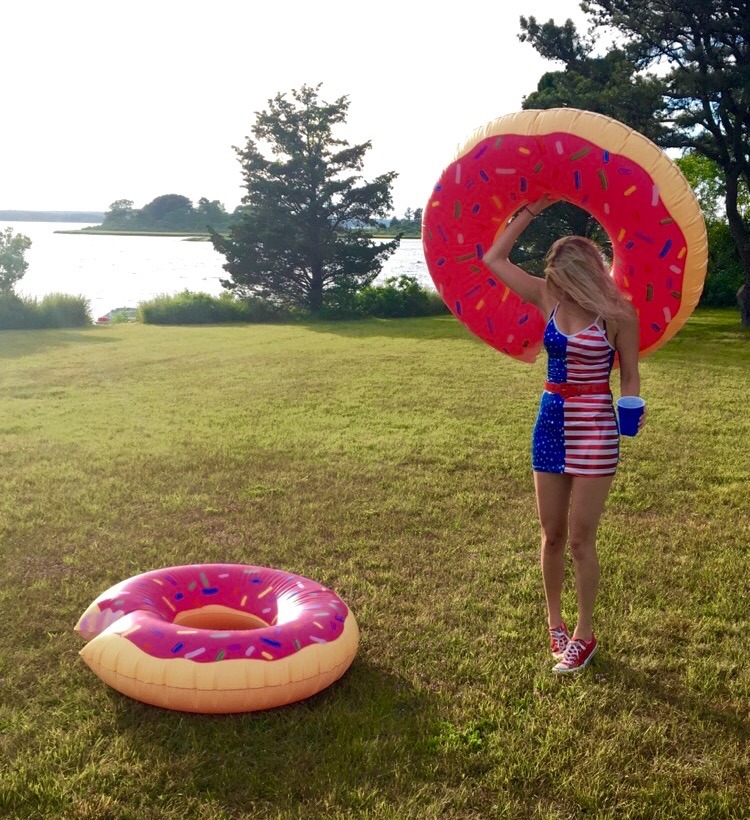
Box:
482;196;555;312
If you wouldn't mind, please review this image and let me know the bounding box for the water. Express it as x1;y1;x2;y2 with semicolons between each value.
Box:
0;222;433;321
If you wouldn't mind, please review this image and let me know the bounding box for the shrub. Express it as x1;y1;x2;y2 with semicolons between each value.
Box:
356;275;447;318
37;293;92;328
138;291;287;325
700;221;745;307
0;293;91;330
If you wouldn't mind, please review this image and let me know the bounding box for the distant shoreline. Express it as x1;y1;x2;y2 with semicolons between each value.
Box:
54;228;415;239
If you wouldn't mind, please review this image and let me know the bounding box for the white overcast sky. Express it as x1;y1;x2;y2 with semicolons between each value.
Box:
2;0;591;216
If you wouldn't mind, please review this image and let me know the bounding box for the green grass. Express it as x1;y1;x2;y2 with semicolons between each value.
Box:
1;309;748;819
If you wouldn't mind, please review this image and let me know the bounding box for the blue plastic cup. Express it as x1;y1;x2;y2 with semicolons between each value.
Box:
617;396;645;437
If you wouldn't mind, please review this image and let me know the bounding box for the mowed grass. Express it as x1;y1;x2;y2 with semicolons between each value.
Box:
0;310;748;819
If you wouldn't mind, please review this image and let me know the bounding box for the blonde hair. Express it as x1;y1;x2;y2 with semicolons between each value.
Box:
544;236;631;322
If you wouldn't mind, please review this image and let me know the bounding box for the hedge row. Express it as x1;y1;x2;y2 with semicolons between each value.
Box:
0;293;91;329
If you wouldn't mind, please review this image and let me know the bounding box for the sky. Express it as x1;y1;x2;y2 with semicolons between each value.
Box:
1;0;592;217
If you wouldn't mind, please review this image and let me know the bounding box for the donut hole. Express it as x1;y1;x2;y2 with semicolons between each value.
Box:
174;605;269;631
511;204;612;276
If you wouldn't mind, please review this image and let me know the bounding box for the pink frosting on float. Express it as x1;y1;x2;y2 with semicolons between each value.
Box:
423;130;689;362
85;564;350;663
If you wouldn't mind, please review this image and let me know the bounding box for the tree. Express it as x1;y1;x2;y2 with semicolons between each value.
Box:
0;228;32;294
519;0;750;324
139;194;194;230
677;152;748;305
211;84;399;313
101;199;135;229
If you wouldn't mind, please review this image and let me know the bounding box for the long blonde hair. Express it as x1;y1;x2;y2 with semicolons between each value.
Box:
545;236;631;321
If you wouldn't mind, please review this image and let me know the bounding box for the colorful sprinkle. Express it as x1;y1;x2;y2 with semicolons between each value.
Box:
570;147;590;161
215;650;225;661
162;596;176;612
495;168;517;175
598;169;608;189
624;185;637;197
185;647;206;659
257;585;273;599
574;170;582;189
261;651;274;660
171;642;184;654
473;144;489;160
651;185;660;206
491;195;502;209
201;587;219;595
455;164;462;184
479;170;490;182
659;239;673;258
646;284;654;302
533;162;544;174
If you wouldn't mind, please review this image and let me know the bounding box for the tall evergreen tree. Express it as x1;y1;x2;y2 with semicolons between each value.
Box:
212;84;399;313
519;0;750;323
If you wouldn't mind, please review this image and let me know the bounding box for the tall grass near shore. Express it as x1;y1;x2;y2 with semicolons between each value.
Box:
0;310;748;819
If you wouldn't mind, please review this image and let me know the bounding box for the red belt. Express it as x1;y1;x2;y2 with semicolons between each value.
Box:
545;381;611;399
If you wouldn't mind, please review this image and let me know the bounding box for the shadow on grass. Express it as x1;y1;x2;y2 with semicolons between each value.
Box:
107;656;439;813
0;328;116;359
303;314;478;343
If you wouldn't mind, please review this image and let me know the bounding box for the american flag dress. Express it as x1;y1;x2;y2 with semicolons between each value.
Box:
532;306;619;477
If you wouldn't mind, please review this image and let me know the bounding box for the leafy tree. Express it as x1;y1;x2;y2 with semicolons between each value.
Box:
0;228;32;294
519;0;750;323
139;194;194;230
196;197;232;231
676;152;749;306
101;199;135;229
211;84;399;313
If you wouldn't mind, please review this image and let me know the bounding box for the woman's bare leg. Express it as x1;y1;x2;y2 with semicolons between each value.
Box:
534;471;573;628
567;474;615;640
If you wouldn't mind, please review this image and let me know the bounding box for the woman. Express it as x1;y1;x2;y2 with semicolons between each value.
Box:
483;196;644;673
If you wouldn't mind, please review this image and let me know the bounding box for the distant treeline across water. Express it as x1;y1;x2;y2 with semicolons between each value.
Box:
0;210;105;223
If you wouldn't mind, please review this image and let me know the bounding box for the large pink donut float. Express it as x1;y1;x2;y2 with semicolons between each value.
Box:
76;564;359;713
423;109;708;362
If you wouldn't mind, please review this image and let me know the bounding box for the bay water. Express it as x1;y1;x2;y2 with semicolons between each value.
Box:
0;222;433;321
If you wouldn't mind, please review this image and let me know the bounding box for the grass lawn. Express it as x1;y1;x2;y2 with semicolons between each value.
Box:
1;309;748;819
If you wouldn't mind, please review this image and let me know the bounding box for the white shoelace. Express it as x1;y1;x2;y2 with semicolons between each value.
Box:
562;639;586;663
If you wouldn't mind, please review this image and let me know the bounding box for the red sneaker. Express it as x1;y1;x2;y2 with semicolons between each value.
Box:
552;635;597;673
548;623;570;660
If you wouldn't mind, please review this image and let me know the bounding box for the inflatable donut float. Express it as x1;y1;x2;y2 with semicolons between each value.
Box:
75;564;359;713
422;108;708;362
